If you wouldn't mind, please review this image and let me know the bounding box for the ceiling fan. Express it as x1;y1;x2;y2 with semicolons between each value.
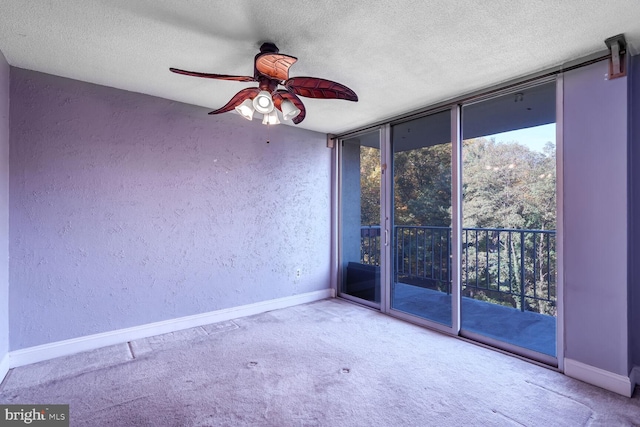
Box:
170;42;358;125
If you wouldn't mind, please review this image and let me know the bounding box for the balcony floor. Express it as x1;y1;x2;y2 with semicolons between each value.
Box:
392;283;556;357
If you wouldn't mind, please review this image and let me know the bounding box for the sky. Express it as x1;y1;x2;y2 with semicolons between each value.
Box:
487;123;556;153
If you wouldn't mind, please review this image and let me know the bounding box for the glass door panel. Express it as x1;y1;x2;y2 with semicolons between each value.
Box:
461;82;557;357
391;111;452;326
340;130;381;304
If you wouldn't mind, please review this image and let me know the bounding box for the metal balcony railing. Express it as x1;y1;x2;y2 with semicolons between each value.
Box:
360;225;557;315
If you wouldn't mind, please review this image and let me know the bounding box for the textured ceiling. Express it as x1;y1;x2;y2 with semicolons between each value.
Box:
0;1;639;135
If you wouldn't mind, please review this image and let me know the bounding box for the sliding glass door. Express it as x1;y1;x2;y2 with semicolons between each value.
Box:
339;129;382;306
338;80;558;363
460;82;557;359
390;110;453;327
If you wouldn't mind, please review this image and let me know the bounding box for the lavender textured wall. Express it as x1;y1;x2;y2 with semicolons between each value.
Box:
0;50;9;359
9;68;331;350
563;60;628;375
632;54;640;369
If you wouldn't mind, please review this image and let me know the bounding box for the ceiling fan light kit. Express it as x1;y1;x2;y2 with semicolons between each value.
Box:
235;99;255;121
262;110;280;126
170;42;358;126
253;90;275;114
281;99;301;121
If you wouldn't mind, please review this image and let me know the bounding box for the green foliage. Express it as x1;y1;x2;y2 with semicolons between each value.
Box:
360;146;381;226
394;143;452;226
461;138;556;315
357;135;557;316
360;137;556;230
463;138;556;231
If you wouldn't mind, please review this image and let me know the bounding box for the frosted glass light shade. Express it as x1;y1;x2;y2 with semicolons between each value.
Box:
262;110;280;125
234;99;255;120
281;99;301;121
253;91;274;114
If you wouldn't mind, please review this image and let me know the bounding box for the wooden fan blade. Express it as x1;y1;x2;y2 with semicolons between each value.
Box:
273;90;306;125
255;53;298;81
208;87;261;115
170;68;255;82
285;77;358;101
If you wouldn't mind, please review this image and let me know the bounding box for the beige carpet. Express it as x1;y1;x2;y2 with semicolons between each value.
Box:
1;299;639;426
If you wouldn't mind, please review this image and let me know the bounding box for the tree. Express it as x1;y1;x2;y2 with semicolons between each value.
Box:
461;137;556;314
394;143;452;226
360;146;381;226
356;136;557;315
462;137;555;230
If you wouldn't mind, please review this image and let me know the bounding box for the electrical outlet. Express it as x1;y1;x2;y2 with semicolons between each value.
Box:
295;268;301;278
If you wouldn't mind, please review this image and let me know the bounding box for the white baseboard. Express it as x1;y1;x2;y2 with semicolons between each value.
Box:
564;358;634;397
9;289;331;369
0;352;9;384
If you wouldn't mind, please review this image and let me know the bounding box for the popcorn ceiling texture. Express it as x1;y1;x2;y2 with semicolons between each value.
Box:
9;68;330;350
1;1;640;134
